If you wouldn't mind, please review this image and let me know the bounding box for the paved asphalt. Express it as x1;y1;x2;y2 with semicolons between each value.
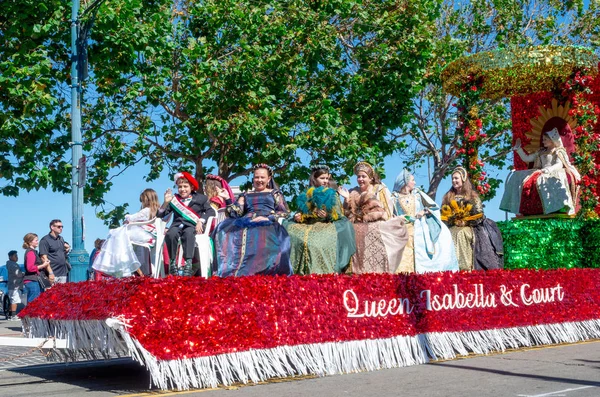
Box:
0;315;599;397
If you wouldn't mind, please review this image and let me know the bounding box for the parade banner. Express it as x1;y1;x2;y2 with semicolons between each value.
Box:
20;269;600;390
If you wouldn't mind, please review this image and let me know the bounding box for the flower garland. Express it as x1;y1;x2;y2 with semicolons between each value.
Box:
455;75;491;197
557;70;600;218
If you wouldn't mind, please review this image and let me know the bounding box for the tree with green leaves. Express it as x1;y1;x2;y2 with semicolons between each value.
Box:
1;0;441;223
0;1;72;197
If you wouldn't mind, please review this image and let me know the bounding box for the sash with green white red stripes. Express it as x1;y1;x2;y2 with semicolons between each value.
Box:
140;223;157;247
170;195;202;225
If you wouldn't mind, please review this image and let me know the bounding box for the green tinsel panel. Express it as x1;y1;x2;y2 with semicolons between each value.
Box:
579;219;600;268
497;219;584;269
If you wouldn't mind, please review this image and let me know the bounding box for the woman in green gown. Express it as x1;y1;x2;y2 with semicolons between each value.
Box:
284;165;356;274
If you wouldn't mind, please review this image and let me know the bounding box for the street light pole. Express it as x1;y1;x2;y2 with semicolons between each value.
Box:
69;0;89;281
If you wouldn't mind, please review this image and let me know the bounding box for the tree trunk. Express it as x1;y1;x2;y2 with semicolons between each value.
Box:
194;159;206;195
427;165;450;201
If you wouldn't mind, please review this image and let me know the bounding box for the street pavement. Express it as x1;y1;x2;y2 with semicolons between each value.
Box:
0;312;599;397
0;315;49;370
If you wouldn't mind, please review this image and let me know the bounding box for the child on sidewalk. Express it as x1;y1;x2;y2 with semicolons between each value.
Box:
159;172;215;276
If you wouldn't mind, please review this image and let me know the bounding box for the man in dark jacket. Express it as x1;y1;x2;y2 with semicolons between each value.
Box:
39;219;68;284
6;250;24;320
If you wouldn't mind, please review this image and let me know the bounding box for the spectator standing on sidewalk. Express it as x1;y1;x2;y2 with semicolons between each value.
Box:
6;250;24;320
88;238;104;280
23;233;52;303
39;219;70;284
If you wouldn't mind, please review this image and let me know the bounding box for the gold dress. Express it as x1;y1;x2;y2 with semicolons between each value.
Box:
444;195;483;271
394;193;415;273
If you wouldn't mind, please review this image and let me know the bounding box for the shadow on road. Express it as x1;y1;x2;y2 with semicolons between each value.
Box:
3;358;152;394
434;362;600;388
575;359;600;364
5;326;22;332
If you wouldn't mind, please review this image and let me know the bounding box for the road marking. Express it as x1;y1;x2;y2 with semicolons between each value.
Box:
517;385;596;397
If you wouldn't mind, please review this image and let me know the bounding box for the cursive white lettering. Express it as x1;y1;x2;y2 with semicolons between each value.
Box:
520;283;564;306
422;284;497;311
343;289;413;318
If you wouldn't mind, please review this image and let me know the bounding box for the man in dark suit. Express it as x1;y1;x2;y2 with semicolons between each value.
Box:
159;171;215;276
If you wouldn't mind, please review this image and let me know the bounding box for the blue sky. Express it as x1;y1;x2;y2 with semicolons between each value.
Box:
0;155;509;265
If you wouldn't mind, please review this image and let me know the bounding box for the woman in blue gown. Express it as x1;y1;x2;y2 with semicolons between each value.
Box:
391;169;458;273
212;164;292;277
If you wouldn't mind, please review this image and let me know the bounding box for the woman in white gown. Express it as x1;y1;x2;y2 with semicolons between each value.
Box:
93;189;160;278
391;169;459;273
500;128;580;216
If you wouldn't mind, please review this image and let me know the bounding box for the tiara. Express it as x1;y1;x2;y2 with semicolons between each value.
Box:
453;166;468;182
311;164;330;173
544;127;562;144
253;163;273;175
353;161;375;178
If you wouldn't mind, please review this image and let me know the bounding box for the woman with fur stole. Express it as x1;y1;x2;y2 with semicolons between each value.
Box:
339;162;408;273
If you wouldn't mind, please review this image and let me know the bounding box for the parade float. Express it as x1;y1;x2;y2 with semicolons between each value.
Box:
19;270;600;390
17;46;600;390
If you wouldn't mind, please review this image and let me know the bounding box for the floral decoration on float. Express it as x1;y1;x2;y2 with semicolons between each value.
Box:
443;45;600;216
510;94;574;170
559;70;600;217
19;269;600;390
454;75;491;196
510;71;600;217
442;46;598;199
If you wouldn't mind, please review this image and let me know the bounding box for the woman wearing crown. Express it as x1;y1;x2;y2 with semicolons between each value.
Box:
338;161;408;273
500;127;580;216
212;164;293;277
442;167;504;271
284;165;356;274
391;169;458;273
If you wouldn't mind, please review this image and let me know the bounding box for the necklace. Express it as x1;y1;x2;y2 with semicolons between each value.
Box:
397;193;415;216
